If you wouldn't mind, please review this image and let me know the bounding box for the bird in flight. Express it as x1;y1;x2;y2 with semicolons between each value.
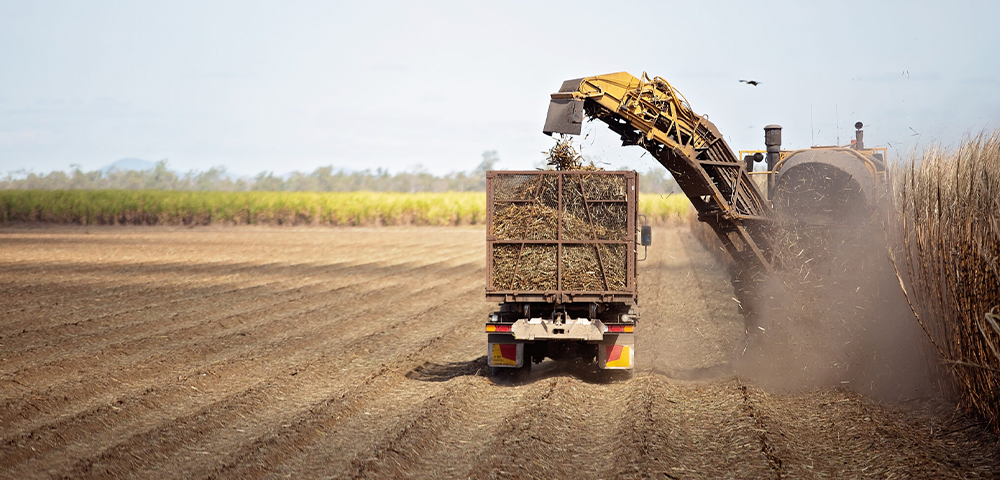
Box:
739;79;761;86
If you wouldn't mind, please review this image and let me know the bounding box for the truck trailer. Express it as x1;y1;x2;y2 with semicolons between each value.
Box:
484;170;650;379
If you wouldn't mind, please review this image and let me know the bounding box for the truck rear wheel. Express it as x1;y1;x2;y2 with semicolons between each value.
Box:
595;368;633;382
490;361;531;382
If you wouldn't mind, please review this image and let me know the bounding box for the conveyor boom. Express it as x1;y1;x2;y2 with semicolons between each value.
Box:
544;72;774;281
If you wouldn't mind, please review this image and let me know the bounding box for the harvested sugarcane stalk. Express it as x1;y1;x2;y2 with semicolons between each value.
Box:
544;137;601;171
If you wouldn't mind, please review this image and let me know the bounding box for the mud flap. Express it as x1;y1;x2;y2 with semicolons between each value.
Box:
488;342;523;368
598;337;634;370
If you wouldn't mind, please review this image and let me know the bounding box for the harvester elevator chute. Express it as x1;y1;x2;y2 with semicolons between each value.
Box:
543;72;775;290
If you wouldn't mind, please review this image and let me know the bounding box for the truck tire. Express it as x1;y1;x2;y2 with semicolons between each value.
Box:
490;361;531;383
596;369;633;382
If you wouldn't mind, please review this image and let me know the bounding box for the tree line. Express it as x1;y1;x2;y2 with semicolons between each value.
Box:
2;151;680;194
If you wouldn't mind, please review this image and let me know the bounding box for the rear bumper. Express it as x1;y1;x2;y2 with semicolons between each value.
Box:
511;317;606;341
486;317;635;370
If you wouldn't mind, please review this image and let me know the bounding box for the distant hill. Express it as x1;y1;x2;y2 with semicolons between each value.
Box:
101;158;156;173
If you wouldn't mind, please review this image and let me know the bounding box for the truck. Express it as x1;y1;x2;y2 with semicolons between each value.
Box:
484;170;651;379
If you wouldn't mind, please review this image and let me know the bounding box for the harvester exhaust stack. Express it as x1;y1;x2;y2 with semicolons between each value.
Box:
764;124;782;197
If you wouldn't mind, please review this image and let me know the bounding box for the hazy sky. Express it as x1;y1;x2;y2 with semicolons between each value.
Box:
2;0;998;176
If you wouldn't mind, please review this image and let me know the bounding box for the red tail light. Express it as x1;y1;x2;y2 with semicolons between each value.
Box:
607;325;634;333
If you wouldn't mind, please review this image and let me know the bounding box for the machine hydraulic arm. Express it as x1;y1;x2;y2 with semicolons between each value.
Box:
543;72;774;280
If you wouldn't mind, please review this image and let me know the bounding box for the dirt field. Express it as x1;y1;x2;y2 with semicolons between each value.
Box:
1;225;997;479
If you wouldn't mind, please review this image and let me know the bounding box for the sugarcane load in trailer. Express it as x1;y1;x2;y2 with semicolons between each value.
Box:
484;170;651;378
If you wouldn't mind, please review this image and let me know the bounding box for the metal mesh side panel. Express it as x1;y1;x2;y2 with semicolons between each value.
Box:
561;202;628;240
491;243;557;290
491;202;559;240
492;174;557;202
491;174;559;240
561;244;627;291
581;173;627;200
562;174;628;241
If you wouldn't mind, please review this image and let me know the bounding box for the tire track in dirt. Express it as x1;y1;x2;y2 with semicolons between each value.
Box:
372;376;530;479
0;256;480;439
0;249;474;383
739;385;1000;478
1;258;480;468
606;374;680;478
361;323;540;479
0;256;484;474
0;238;476;380
610;375;774;479
637;227;742;377
21;259;486;479
335;377;480;479
200;279;492;479
0;239;469;336
461;378;561;479
472;375;626;479
439;371;639;480
738;382;784;479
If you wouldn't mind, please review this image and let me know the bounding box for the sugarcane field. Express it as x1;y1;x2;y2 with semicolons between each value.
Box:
3;2;1000;479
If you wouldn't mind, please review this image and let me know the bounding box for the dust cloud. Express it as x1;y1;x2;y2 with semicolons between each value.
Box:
735;167;939;402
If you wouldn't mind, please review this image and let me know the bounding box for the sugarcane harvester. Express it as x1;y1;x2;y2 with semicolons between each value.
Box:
536;72;887;328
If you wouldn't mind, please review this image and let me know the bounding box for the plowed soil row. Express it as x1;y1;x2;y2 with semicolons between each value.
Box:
1;225;997;479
